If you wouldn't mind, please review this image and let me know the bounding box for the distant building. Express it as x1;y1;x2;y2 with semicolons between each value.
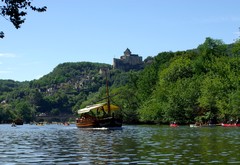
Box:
113;48;143;71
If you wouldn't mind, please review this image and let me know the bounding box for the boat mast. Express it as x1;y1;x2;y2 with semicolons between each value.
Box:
104;68;111;115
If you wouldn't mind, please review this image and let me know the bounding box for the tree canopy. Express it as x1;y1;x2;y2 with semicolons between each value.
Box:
1;37;240;125
0;0;47;38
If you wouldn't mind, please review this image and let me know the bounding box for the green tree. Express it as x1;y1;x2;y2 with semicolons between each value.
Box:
197;37;227;58
112;85;140;124
15;102;34;123
232;39;240;57
0;0;47;38
0;104;14;123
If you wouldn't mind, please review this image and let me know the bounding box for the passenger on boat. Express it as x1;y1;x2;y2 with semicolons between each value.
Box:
195;122;201;126
236;119;240;124
64;122;70;126
101;107;107;117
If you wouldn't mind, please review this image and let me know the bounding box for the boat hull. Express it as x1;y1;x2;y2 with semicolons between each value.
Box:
190;124;200;128
190;124;216;127
170;124;179;127
76;117;122;129
222;123;240;127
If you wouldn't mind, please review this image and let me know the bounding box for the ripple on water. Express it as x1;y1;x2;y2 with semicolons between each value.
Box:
0;124;240;164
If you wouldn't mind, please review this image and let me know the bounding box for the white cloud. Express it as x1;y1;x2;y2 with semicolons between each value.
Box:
0;53;16;58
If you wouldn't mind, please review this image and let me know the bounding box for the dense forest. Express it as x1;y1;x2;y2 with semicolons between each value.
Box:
1;37;240;124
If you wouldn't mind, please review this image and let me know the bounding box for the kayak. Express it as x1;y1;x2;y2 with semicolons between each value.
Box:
170;123;179;127
222;123;240;127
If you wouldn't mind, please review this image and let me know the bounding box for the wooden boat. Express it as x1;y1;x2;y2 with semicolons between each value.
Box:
76;102;122;129
76;68;122;130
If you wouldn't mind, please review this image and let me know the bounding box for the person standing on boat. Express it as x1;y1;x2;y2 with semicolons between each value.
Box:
236;119;239;124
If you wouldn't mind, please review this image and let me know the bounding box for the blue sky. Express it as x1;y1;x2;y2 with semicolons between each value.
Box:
0;0;240;81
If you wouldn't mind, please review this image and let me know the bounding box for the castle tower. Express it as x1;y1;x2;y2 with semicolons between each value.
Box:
113;48;143;71
124;48;131;56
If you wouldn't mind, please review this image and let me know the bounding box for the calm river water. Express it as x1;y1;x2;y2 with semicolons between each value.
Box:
0;124;240;164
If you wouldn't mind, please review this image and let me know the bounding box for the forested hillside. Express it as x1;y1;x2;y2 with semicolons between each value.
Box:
122;37;240;124
0;62;114;123
1;37;240;124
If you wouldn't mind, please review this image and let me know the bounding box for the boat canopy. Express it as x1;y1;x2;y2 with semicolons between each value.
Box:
78;102;120;114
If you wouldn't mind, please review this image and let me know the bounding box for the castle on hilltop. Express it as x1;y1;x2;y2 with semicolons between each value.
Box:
113;48;143;71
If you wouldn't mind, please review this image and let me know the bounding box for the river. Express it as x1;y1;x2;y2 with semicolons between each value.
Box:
0;124;239;164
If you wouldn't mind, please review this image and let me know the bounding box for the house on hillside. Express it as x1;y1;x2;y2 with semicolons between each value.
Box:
113;48;143;71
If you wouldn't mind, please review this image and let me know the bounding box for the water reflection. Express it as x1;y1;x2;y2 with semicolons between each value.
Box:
0;124;240;164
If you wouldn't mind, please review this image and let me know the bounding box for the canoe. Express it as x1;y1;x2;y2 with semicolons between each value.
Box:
170;123;179;127
190;124;201;128
222;123;240;127
190;124;216;128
